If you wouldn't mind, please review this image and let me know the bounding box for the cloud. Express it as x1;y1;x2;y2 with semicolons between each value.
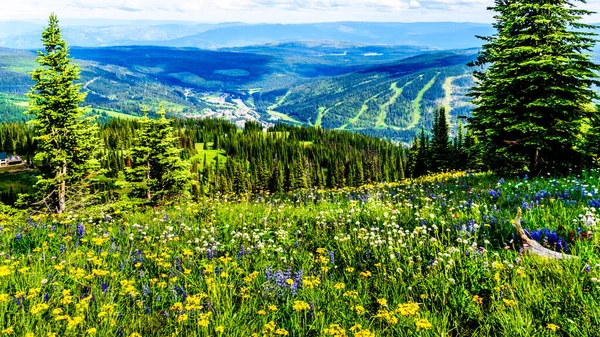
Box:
1;0;599;23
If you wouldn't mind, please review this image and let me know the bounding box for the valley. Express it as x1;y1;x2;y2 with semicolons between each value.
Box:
0;44;476;141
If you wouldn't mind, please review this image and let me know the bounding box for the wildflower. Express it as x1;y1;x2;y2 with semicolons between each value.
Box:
546;323;560;332
2;327;14;335
30;303;50;314
257;309;267;315
324;324;347;337
293;300;310;312
472;295;483;305
25;333;34;337
170;302;183;311
215;326;224;333
359;270;371;278
67;316;84;330
275;328;289;335
346;267;354;273
334;282;346;290
415;318;433;330
0;293;10;303
177;314;189;323
503;299;517;307
396;302;420;316
353;305;366;315
87;328;98;335
129;334;142;337
268;305;277;311
0;265;13;277
377;298;387;307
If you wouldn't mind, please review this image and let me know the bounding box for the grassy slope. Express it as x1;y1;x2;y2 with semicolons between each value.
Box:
1;171;600;336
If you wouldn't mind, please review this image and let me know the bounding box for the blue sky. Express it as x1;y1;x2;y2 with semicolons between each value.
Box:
3;0;600;24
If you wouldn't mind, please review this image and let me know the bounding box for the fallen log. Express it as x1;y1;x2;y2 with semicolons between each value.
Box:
513;208;577;260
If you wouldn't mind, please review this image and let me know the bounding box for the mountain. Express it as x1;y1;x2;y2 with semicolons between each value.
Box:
0;22;494;50
158;22;494;50
0;44;476;141
252;50;477;141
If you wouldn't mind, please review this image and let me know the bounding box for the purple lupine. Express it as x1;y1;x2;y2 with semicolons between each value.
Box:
76;223;85;238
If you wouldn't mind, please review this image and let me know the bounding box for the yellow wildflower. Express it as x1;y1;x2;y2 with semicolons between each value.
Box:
292;300;310;312
415;318;433;330
546;323;560;332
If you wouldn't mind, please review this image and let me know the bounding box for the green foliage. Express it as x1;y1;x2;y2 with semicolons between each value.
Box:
430;107;451;172
26;14;101;213
126;106;192;205
469;0;600;175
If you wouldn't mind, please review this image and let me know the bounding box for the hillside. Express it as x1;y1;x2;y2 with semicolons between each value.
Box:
252;50;477;140
2;170;600;336
0;45;475;140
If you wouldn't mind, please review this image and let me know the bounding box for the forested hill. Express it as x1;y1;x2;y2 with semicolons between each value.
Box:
254;50;477;140
0;45;476;141
0;118;413;205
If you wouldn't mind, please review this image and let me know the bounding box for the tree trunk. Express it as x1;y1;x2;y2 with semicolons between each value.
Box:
146;159;151;202
57;160;67;214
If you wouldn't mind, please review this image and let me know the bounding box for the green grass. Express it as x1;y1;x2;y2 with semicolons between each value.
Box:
2;171;600;336
0;56;36;74
91;107;141;120
0;171;36;193
191;143;227;167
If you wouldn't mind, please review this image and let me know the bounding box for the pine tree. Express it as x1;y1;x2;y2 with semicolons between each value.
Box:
125;110;152;201
27;14;100;213
148;106;192;203
126;106;192;204
469;0;600;174
430;107;450;172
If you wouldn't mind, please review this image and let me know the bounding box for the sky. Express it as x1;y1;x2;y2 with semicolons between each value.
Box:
1;0;600;24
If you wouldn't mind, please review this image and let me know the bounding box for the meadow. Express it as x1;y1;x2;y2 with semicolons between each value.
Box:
1;170;599;336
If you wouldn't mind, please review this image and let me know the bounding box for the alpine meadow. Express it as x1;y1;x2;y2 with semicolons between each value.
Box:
3;0;600;336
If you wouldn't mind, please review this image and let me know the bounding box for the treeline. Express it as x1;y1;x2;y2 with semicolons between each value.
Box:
2;105;480;205
98;118;410;200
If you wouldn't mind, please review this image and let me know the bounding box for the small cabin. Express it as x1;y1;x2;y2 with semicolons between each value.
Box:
0;152;23;167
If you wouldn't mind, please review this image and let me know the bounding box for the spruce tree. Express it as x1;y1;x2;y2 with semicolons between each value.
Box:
126;106;192;204
125;110;153;201
469;0;600;174
431;107;450;172
27;14;100;213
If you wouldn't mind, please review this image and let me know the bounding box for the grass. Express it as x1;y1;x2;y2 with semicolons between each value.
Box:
0;170;36;194
1;170;600;336
191;143;227;167
91;107;140;120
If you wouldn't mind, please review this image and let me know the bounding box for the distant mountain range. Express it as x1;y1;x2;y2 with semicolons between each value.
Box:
0;21;495;50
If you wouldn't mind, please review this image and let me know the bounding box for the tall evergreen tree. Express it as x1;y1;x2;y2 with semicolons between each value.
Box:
431;107;451;172
126;106;192;204
469;0;600;174
27;14;100;213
